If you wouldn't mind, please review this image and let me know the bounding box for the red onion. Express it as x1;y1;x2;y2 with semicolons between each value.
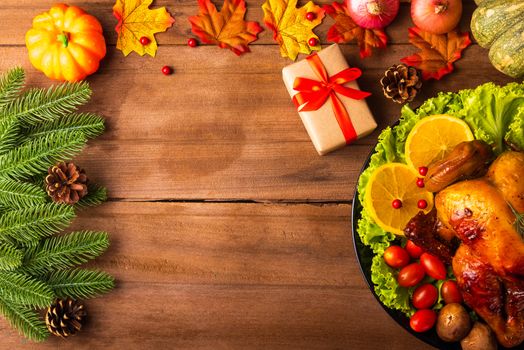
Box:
411;0;462;34
346;0;400;29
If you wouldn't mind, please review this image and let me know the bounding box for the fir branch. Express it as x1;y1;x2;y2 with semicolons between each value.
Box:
0;271;53;307
76;184;107;209
0;179;46;209
44;269;114;299
0;117;20;155
2;81;91;126
0;67;25;109
0;242;22;271
25;112;105;140
0;203;75;245
21;231;110;275
0;296;48;342
0;130;86;180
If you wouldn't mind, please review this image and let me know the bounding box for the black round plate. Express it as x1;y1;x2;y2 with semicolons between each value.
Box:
351;145;458;350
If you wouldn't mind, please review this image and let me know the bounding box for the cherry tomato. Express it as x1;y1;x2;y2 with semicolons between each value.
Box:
398;263;425;287
406;240;424;259
383;246;410;269
410;309;437;333
420;253;447;280
441;280;463;304
412;284;438;309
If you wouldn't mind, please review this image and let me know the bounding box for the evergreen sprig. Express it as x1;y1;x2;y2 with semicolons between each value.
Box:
0;67;114;342
3;81;91;126
22;231;110;275
0;242;22;270
0;271;53;307
0;296;48;342
44;269;114;299
0;203;75;245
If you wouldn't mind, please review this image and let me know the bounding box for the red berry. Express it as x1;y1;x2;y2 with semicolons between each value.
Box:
392;199;402;209
161;66;173;75
416;178;425;188
139;36;151;45
417;199;428;209
187;38;198;47
418;166;428;176
308;37;318;47
306;12;316;20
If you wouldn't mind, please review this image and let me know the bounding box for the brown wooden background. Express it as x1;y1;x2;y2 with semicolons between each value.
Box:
0;0;515;349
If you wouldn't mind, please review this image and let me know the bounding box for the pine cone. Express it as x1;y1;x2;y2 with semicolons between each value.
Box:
45;162;88;205
380;64;422;104
45;298;87;338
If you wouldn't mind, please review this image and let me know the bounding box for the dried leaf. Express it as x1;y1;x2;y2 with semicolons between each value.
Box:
113;0;175;57
189;0;263;56
262;0;325;61
323;2;387;59
400;27;472;80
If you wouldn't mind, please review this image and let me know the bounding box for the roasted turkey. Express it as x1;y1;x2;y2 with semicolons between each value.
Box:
435;151;524;348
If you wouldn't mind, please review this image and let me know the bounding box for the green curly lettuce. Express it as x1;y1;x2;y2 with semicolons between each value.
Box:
357;82;524;317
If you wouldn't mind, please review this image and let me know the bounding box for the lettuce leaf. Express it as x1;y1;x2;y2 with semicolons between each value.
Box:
357;82;524;317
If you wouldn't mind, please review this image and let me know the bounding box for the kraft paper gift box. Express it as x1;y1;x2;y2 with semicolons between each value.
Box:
282;44;377;155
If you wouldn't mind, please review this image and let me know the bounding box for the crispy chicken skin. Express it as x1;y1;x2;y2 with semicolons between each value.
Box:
436;179;524;278
453;245;524;348
434;151;524;347
486;151;524;213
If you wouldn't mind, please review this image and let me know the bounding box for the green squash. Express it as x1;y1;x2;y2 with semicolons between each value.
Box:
471;0;524;78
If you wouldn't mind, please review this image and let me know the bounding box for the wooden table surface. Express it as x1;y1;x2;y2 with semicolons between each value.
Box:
0;0;516;349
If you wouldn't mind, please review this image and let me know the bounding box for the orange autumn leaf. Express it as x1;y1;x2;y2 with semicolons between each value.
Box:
189;0;263;56
323;2;387;59
401;27;472;80
262;0;325;61
113;0;174;57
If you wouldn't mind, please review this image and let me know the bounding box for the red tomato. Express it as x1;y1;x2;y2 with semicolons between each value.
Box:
441;280;463;304
410;309;437;333
412;284;438;309
420;253;447;280
383;246;410;269
406;240;424;259
398;263;425;287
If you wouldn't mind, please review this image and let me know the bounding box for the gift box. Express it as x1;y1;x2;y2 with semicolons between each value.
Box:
282;44;377;155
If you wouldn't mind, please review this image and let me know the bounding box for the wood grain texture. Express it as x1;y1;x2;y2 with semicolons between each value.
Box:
0;202;432;350
0;44;514;201
0;0;519;348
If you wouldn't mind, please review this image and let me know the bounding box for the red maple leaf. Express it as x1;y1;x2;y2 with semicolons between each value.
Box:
401;27;472;80
323;2;387;59
189;0;263;56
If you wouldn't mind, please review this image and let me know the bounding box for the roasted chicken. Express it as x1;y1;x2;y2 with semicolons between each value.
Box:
434;151;524;348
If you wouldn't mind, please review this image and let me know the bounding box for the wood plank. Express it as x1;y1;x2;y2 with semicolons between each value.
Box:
0;202;432;349
0;45;515;201
0;0;477;46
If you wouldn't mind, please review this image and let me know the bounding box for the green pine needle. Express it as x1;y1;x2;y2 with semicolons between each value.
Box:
77;184;107;209
44;269;114;299
0;203;75;245
21;231;110;275
0;67;25;109
0;179;47;209
0;118;19;155
0;242;23;271
0;296;48;342
0;271;53;307
0;130;86;180
2;81;91;126
26;112;105;140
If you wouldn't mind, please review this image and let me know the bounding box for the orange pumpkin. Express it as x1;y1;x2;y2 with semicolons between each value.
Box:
25;4;106;82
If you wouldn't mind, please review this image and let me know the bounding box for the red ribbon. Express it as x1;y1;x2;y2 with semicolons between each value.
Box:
292;52;371;144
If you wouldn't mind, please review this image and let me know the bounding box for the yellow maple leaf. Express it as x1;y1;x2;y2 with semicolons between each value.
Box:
262;0;325;60
113;0;175;57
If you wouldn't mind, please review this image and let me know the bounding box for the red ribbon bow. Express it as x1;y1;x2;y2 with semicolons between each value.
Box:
292;52;371;144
